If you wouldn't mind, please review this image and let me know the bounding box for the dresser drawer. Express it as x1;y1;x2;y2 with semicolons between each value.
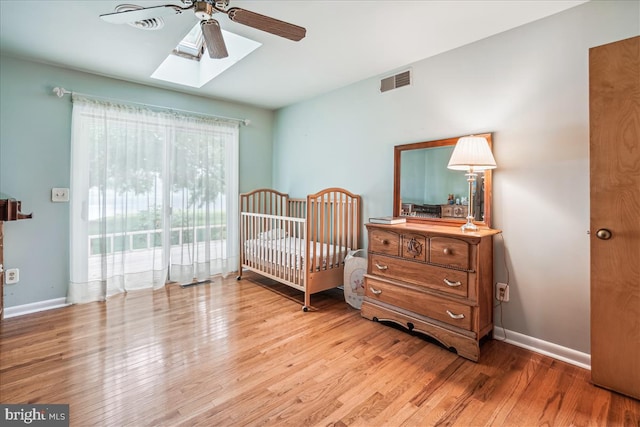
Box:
430;237;470;270
401;233;427;262
369;229;400;256
365;277;472;330
368;254;469;297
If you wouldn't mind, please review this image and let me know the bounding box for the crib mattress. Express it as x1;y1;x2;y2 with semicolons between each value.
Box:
243;237;349;270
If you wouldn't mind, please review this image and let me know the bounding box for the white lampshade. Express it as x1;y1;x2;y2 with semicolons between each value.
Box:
447;136;497;171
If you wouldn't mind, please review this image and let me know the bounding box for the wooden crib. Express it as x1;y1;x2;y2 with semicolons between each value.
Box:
237;187;361;311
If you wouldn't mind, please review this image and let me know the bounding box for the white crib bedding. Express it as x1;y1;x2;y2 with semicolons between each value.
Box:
244;236;349;269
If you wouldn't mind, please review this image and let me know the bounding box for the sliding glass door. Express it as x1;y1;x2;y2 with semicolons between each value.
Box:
68;97;238;303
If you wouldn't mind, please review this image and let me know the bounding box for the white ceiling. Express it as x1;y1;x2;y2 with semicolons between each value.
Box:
0;0;586;110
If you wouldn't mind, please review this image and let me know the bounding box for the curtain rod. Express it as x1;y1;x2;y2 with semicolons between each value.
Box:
52;87;250;126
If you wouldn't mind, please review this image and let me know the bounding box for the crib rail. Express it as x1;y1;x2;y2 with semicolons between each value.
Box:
240;188;289;216
240;212;306;289
288;198;306;218
306;188;361;273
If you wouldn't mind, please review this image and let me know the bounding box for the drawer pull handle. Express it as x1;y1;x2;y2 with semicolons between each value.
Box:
444;278;462;287
370;287;382;295
446;310;465;320
443;248;452;255
382;239;389;245
374;262;388;271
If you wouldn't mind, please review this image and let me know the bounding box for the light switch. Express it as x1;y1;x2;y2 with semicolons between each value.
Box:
52;188;69;202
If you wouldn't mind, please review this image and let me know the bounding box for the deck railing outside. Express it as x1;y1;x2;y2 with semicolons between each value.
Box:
89;224;226;256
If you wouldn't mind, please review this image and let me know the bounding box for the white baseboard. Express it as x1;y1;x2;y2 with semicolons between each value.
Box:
4;298;71;318
493;327;591;370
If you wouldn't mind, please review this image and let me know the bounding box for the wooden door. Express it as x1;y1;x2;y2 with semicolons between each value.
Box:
589;35;640;400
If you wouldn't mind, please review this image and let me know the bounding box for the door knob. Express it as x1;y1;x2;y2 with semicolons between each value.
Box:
596;229;612;240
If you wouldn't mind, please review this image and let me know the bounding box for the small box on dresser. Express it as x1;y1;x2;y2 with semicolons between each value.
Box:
361;222;501;361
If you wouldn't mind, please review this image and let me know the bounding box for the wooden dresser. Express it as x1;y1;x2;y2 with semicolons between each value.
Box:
361;222;501;361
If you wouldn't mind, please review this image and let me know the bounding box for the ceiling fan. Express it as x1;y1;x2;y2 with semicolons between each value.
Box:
100;0;306;59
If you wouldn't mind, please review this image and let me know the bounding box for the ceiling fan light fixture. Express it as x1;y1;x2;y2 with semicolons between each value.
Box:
194;1;214;20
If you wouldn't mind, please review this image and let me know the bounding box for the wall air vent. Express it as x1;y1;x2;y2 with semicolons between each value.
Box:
380;69;412;93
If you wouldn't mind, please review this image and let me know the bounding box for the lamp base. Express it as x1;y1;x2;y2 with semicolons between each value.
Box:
460;216;478;232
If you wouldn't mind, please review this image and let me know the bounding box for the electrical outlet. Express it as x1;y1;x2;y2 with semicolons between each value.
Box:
496;282;509;302
6;268;19;284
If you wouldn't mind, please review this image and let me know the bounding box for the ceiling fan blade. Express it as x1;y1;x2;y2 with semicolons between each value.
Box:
201;19;229;59
100;5;186;24
226;7;306;42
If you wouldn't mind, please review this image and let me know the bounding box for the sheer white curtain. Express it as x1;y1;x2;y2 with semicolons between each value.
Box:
68;96;239;304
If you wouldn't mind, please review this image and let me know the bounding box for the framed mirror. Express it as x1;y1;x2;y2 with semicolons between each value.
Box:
393;133;493;228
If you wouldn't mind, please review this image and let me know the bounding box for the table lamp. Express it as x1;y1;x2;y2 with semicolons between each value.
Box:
447;135;497;231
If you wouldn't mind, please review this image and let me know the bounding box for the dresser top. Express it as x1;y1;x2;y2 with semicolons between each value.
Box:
366;222;502;238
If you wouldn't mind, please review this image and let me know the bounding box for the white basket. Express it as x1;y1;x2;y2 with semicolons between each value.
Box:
343;249;367;309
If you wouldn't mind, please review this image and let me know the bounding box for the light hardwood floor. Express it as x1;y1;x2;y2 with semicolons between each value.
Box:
1;272;638;426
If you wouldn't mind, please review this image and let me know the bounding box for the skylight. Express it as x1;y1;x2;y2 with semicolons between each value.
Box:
151;23;261;88
173;23;205;60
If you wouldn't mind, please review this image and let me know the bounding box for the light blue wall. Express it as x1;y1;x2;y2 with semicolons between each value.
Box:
0;56;274;308
272;0;639;354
